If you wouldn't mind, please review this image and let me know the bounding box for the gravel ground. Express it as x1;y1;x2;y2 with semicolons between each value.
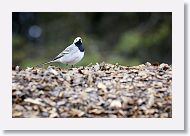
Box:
12;62;172;118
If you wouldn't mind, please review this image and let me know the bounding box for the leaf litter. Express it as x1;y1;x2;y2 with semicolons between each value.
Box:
12;62;172;118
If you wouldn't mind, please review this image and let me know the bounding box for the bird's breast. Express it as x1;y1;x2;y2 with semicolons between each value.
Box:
59;51;84;65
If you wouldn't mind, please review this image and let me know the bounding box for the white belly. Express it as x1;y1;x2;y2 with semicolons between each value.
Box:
59;51;84;65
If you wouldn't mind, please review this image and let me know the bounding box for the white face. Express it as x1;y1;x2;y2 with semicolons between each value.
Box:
74;37;82;43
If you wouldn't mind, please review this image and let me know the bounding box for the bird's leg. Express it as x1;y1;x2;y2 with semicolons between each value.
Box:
68;65;74;70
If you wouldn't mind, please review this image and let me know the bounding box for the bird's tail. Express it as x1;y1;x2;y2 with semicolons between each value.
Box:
36;60;54;67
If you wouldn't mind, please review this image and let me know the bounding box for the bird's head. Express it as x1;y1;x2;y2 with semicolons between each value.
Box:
73;37;82;44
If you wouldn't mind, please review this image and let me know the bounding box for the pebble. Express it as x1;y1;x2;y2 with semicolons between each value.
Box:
24;98;45;106
110;100;122;109
12;62;172;118
15;66;20;71
97;82;107;92
41;112;49;117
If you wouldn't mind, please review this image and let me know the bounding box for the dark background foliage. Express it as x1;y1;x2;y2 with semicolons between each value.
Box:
12;12;172;67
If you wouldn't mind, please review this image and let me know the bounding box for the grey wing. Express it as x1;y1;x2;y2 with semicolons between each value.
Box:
52;44;74;61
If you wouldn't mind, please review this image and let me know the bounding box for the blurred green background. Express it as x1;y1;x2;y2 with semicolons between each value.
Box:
12;12;172;67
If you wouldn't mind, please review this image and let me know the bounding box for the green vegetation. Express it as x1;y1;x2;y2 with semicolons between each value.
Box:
12;12;172;67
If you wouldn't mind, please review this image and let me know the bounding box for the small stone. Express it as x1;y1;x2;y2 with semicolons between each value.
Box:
48;67;58;75
14;104;24;111
154;82;163;88
120;79;127;83
145;62;151;66
58;91;64;97
41;112;49;117
127;78;133;82
137;99;144;105
13;111;23;117
160;113;169;118
15;66;20;71
94;64;100;71
24;98;45;106
97;82;107;91
107;94;117;99
70;108;85;117
159;63;169;70
49;108;59;118
85;87;95;93
138;71;148;78
157;102;163;107
14;90;22;95
109;114;117;118
57;100;66;106
147;95;155;108
25;67;33;72
43;98;56;107
145;109;156;114
110;100;122;109
88;109;103;114
49;112;59;118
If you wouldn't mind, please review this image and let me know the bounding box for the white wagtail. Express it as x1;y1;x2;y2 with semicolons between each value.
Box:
39;37;84;67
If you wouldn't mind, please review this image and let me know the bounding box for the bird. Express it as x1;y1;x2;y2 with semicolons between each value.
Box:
38;37;84;67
